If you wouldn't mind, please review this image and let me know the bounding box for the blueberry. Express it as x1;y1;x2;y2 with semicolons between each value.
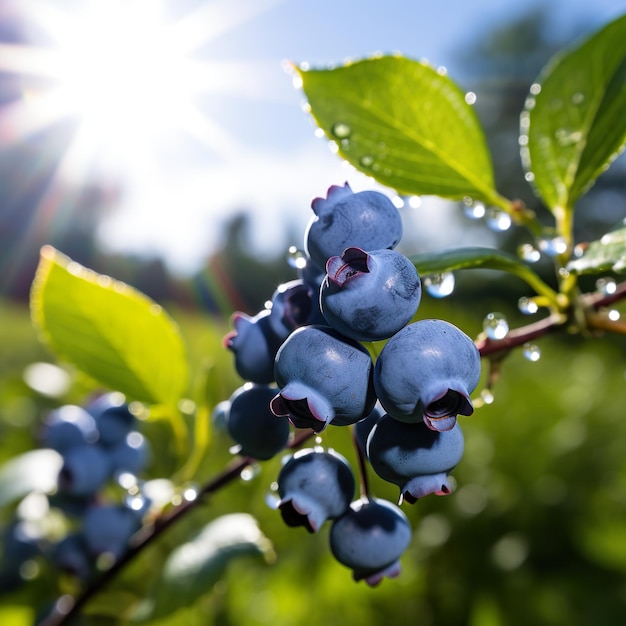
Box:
40;405;99;452
85;392;136;447
51;533;91;580
374;319;481;431
0;522;41;590
109;431;150;476
367;415;464;502
329;497;412;586
353;403;385;458
58;444;111;496
304;182;403;272
267;279;324;338
226;384;291;460
223;309;283;384
320;247;421;341
270;325;376;432
277;447;355;532
82;503;141;559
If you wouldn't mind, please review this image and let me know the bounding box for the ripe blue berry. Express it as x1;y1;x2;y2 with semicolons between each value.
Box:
226;384;291;460
40;405;98;452
223;309;283;384
320;247;421;341
82;503;141;559
374;319;480;431
85;392;136;447
270;325;376;432
304;182;403;272
329;497;412;586
109;431;150;476
58;444;111;496
52;533;91;580
267;279;324;338
367;415;464;502
277;447;355;532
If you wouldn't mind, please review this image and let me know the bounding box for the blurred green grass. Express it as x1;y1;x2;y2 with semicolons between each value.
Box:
2;295;626;626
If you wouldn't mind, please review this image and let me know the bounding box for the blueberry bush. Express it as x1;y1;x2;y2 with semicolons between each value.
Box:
2;13;626;626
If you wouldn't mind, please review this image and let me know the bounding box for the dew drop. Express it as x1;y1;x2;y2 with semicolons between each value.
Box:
462;197;486;219
465;91;477;105
240;463;261;482
530;83;541;95
518;296;539;315
525;97;536;110
571;92;585;105
518;135;529;146
359;154;374;168
537;235;567;256
287;245;308;269
480;389;495;405
524;171;535;182
331;122;351;139
182;483;199;501
328;140;339;154
517;243;541;263
608;309;621;321
595;277;617;295
392;195;405;209
423;272;455;298
483;312;509;340
314;128;325;138
408;195;422;208
265;491;281;510
485;207;512;232
522;343;541;362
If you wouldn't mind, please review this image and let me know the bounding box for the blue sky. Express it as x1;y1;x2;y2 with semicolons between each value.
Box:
11;0;625;274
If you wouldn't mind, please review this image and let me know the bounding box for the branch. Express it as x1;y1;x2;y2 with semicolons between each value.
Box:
38;429;315;626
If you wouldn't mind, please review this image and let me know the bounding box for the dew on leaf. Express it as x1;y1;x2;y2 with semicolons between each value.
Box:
423;272;455;298
523;343;541;362
483;312;509;340
331;122;351;139
407;195;421;208
485;208;511;232
462;197;486;220
571;92;585;105
518;296;539;315
359;154;375;168
517;243;540;263
524;171;535;182
530;83;541;95
465;91;477;105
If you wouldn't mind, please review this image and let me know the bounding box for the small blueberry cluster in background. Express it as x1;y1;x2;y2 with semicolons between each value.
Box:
221;181;481;585
0;393;151;588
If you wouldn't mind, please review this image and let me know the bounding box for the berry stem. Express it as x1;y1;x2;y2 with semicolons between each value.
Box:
38;429;315;626
352;425;371;500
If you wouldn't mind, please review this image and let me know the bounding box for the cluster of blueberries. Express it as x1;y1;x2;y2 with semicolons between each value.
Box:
221;182;481;585
1;393;150;588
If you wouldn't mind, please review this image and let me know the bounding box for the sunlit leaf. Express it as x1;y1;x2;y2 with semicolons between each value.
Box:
144;514;274;620
0;449;62;507
298;56;501;204
30;246;189;406
567;222;626;274
409;246;558;301
522;14;626;213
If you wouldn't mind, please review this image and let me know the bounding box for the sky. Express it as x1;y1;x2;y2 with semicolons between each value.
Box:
4;0;626;275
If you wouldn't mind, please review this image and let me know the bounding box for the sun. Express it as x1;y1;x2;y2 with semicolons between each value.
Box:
0;0;282;182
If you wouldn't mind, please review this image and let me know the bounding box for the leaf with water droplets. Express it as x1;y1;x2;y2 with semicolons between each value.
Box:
298;56;501;203
522;14;626;213
408;246;558;302
566;221;626;275
30;246;189;406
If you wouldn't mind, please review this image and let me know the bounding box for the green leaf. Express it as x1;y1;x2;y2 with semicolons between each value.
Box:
298;56;501;204
0;449;63;507
522;14;626;213
30;246;189;406
144;514;274;620
567;221;626;274
409;246;558;302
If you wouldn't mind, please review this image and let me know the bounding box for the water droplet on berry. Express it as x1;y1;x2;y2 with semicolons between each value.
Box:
331;122;351;139
423;272;455;298
483;312;509;340
462;197;486;219
595;277;617;295
518;296;539;315
287;246;308;269
523;343;541;362
517;243;540;263
485;208;511;232
537;235;567;256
